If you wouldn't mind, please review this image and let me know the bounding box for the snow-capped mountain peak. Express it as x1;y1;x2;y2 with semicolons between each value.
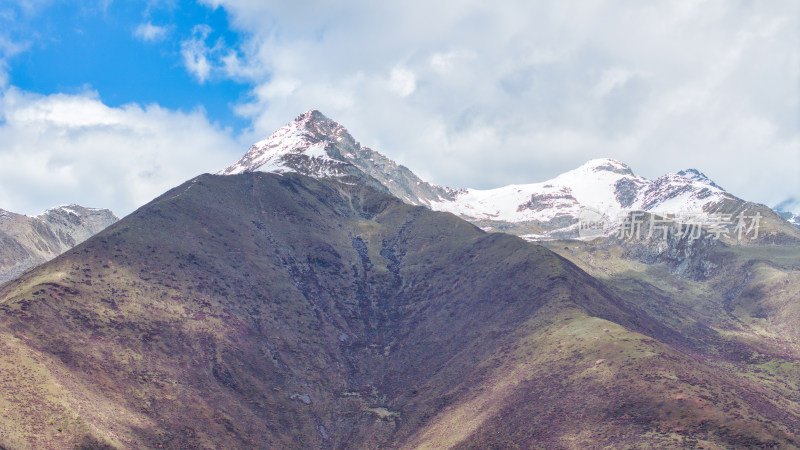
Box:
574;158;635;176
220;110;455;206
773;197;800;228
220;110;353;177
428;157;741;239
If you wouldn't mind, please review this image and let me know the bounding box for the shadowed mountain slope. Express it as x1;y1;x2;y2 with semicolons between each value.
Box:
0;173;797;448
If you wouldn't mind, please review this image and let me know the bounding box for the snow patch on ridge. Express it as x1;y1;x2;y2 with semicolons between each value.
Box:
430;158;649;224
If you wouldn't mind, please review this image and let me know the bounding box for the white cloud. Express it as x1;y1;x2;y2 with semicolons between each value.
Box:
180;24;218;83
591;68;642;99
0;61;7;89
429;50;474;74
1;1;797;217
133;22;169;42
194;0;798;208
0;88;241;216
388;68;416;97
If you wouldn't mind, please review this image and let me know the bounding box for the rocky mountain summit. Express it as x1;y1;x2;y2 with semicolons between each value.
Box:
220;110;456;206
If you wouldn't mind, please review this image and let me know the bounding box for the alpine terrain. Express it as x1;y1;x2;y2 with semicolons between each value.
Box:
0;110;798;448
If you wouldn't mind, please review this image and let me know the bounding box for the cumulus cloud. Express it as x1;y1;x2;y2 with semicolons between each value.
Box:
180;24;218;83
591;68;643;99
388;68;416;97
133;22;169;42
196;0;798;207
0;1;796;217
0;88;241;216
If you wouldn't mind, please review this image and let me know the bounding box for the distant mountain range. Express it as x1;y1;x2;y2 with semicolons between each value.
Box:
0;205;117;284
222;110;799;240
774;197;800;228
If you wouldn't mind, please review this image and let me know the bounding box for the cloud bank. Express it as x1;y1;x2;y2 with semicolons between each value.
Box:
0;88;239;216
196;0;799;206
0;0;797;217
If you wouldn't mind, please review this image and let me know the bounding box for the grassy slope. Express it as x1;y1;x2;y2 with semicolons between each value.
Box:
540;238;800;448
0;173;797;448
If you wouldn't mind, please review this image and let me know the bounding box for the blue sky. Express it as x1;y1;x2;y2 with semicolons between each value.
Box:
4;1;250;129
0;1;797;216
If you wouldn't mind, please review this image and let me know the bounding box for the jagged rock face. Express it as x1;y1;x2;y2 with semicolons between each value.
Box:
0;205;118;284
220;110;799;242
613;178;641;208
604;211;727;280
